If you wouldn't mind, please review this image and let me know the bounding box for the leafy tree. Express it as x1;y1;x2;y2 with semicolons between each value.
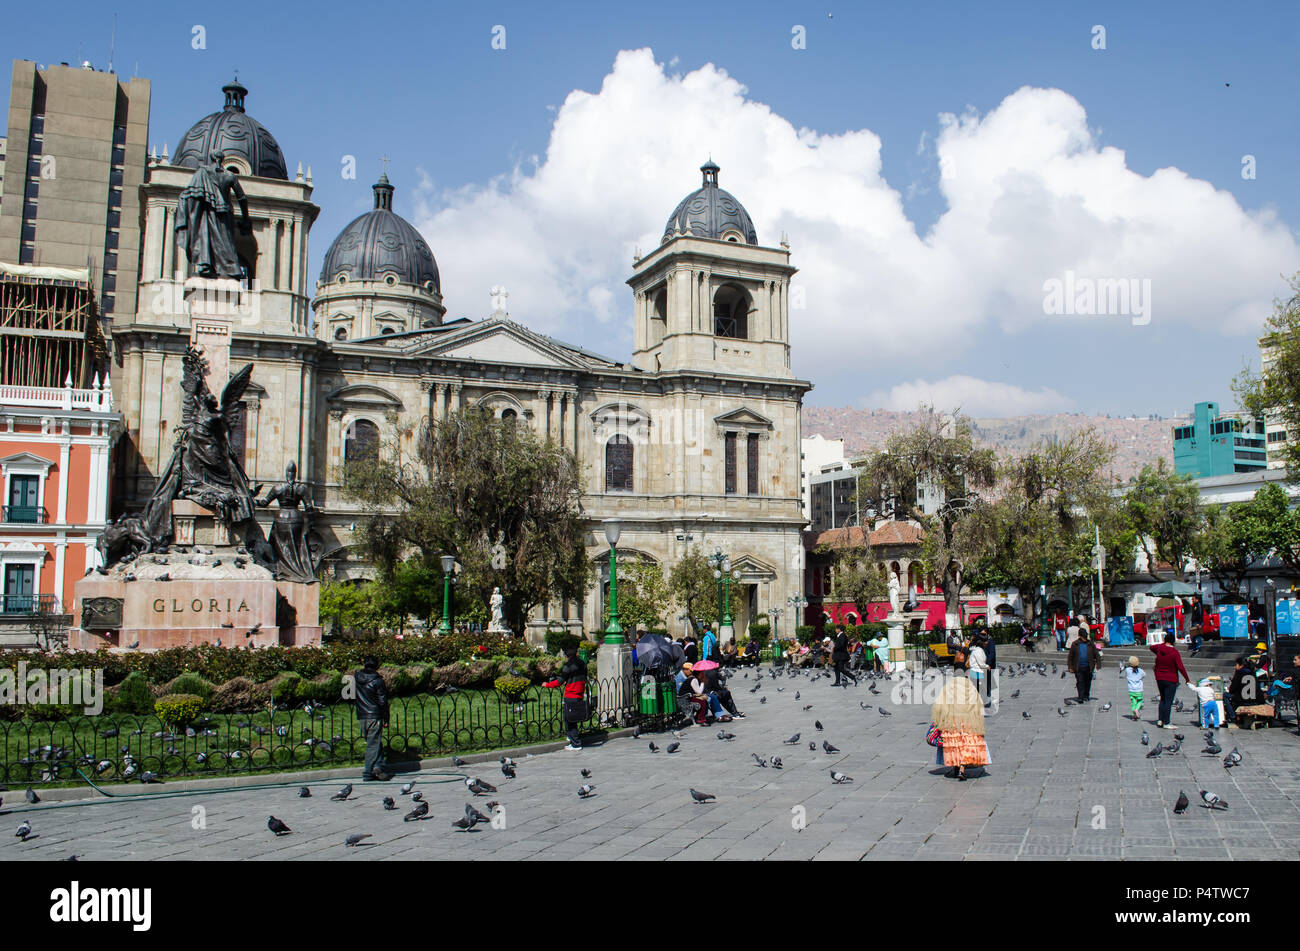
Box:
853;408;997;625
1124;459;1204;579
825;545;888;620
1250;482;1300;577
319;578;401;636
1234;271;1300;475
1193;501;1270;600
340;408;588;632
601;557;669;631
667;549;741;635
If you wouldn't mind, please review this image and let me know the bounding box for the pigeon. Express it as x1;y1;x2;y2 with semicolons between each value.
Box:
1146;743;1163;759
100;727;119;739
802;704;814;711
500;756;517;768
1057;708;1068;717
451;755;468;767
809;742;817;750
345;833;372;846
1174;790;1189;814
330;784;353;801
716;731;735;741
814;720;824;731
795;692;801;700
752;753;768;768
485;801;500;811
1010;690;1021;700
1167;741;1181;754
501;763;516;778
666;742;680;754
830;770;854;784
140;771;161;784
1100;702;1112;711
771;757;783;769
1199;790;1228;811
1140;731;1150;746
648;742;660;753
403;802;429;821
1203;742;1222;755
451;813;479;832
1060;671;1067;679
400;782;415;796
466;778;496;795
689;788;716;803
578;784;596;798
1174;733;1185;742
759;697;767;704
25;787;39;804
878;708;892;717
15;820;32;841
466;803;492;823
1022;712;1031;719
267;815;291;836
580;768;592;778
382;797;396;811
783;733;801;745
859;702;872;711
822;740;840;754
1224;748;1242;770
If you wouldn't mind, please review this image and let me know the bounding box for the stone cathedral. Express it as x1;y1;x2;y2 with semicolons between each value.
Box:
111;80;812;639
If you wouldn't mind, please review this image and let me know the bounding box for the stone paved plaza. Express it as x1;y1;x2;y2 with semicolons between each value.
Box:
6;659;1300;861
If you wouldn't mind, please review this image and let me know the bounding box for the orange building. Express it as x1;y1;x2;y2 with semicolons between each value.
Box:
0;264;118;646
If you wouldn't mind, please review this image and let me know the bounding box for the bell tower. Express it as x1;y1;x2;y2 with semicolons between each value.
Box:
629;161;795;379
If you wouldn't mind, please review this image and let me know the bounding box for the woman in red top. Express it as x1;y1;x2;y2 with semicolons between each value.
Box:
1149;632;1191;729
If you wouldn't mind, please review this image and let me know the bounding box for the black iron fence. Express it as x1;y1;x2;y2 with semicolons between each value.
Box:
0;674;675;787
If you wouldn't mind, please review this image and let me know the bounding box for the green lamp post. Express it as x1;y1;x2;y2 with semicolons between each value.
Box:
438;553;456;634
715;558;740;637
603;518;623;644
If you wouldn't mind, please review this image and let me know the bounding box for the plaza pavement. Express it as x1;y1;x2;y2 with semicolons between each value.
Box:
6;658;1300;861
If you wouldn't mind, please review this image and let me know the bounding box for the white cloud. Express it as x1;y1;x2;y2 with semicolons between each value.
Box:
410;49;1298;401
861;376;1073;417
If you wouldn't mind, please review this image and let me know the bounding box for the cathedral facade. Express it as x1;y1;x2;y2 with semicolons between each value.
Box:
111;81;812;639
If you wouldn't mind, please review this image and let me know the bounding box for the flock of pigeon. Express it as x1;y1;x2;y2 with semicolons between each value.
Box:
5;651;1260;855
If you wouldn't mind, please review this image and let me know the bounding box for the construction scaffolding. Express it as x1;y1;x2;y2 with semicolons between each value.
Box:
0;262;106;388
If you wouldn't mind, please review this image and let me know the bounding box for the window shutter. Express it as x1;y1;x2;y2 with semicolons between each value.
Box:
724;432;737;494
747;433;759;495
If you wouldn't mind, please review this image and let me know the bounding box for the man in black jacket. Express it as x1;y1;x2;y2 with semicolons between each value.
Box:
354;656;391;781
832;630;857;686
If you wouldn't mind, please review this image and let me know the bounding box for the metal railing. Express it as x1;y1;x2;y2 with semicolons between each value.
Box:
0;674;654;786
2;505;48;524
0;593;60;615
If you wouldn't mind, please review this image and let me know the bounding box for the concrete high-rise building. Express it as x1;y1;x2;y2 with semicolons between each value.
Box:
0;60;150;326
1172;400;1268;478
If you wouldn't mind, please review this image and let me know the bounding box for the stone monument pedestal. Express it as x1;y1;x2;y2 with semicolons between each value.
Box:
886;612;908;679
596;641;636;727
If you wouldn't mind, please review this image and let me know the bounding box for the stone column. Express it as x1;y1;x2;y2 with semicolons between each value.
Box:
56;439;70;524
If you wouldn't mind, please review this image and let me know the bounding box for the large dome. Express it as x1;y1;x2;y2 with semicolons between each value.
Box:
663;160;757;245
319;175;440;291
175;80;288;180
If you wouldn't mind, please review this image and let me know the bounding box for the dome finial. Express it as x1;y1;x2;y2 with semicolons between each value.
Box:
701;157;720;186
373;168;394;211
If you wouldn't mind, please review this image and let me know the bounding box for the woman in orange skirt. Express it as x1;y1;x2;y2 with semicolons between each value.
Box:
930;674;990;780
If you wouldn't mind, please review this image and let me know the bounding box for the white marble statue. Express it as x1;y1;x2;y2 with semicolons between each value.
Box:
888;569;901;616
488;586;506;632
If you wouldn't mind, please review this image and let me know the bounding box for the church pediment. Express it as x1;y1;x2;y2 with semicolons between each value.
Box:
729;554;776;579
713;407;774;431
326;383;404;411
386;318;618;370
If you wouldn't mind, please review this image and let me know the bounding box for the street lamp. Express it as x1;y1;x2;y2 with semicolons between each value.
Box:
714;557;741;636
438;554;456;634
603;518;623;644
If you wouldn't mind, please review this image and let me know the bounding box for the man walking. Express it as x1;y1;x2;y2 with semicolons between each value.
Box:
832;629;857;686
1067;628;1101;703
353;656;391;782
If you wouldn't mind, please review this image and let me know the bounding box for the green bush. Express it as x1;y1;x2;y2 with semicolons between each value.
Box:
578;639;599;653
112;671;155;715
859;621;888;637
170;672;215;704
795;625;817;645
271;672;302;704
494;675;530;702
155;693;204;728
747;623;772;650
545;629;579;655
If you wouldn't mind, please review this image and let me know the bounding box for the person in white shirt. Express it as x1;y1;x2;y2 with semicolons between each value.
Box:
967;637;988;693
1187;680;1221;728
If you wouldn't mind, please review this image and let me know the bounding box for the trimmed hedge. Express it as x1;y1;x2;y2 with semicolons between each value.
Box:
155;693;204;728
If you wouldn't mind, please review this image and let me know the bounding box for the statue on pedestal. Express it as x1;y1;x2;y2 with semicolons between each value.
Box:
888;569;901;617
256;461;319;583
175;150;252;279
488;587;506;632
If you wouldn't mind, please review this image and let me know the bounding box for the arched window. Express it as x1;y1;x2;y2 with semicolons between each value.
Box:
500;408;517;424
380;327;396;336
334;327;348;340
344;419;379;463
605;434;633;492
713;284;750;339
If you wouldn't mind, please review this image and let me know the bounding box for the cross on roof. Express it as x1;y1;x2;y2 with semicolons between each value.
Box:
490;285;509;315
380;155;390;175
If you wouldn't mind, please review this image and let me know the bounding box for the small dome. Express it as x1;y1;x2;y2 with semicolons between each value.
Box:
663;160;757;245
319;176;440;291
175;79;288;180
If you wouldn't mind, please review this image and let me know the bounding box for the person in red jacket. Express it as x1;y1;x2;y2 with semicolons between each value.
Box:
1149;632;1191;729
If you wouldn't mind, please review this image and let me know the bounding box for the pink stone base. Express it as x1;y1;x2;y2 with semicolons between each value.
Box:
279;625;322;647
68;626;282;651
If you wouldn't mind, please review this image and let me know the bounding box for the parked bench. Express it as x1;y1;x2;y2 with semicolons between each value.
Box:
928;643;955;667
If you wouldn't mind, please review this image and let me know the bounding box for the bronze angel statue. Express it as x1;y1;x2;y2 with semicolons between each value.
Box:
140;347;259;546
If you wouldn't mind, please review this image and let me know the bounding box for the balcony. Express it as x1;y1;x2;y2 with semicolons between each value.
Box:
2;505;48;524
0;593;60;615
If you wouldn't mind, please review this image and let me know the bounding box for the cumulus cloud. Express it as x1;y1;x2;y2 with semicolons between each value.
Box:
410;48;1297;408
861;376;1073;418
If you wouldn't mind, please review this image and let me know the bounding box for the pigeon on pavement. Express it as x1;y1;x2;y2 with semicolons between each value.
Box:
1174;791;1189;815
382;797;396;811
1199;790;1228;811
330;784;353;801
666;742;680;754
689;788;716;803
783;733;801;745
1140;731;1150;746
648;742;660;753
579;784;596;798
823;740;840;754
345;833;372;846
268;816;291;836
830;770;853;784
403;802;430;821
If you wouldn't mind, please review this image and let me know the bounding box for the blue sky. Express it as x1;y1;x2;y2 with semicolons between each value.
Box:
7;0;1300;417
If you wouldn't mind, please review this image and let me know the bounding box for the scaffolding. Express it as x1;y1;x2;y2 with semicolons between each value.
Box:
0;262;106;388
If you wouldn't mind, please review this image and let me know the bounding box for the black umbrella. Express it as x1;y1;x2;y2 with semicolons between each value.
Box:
634;633;682;670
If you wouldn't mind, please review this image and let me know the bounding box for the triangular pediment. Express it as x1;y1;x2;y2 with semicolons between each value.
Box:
0;452;54;472
402;318;592;369
713;407;774;429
